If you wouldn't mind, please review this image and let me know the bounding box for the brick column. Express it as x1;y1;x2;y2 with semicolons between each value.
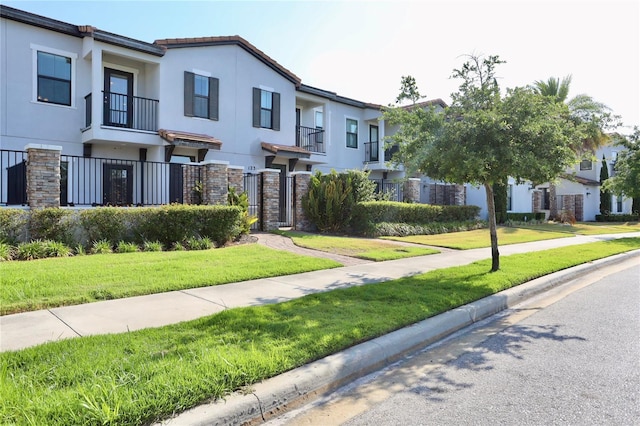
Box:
291;172;312;231
575;194;584;221
182;163;201;205
227;166;244;194
259;168;280;231
25;144;62;209
403;178;420;203
532;190;542;213
454;184;466;206
201;160;229;205
549;184;558;220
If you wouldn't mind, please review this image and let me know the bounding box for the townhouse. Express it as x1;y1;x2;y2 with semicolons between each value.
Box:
0;5;632;225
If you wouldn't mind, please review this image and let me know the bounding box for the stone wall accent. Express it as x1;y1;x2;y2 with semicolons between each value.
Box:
403;178;420;203
227;166;244;195
549;184;558;220
574;194;584;221
259;168;280;231
291;172;312;231
532;190;542;213
454;184;466;206
201;160;229;205
182;163;201;205
25;144;62;209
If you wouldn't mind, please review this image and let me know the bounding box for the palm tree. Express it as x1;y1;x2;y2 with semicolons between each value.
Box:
533;75;614;152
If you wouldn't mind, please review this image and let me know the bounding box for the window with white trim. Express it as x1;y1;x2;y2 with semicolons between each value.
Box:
32;45;77;107
346;118;358;148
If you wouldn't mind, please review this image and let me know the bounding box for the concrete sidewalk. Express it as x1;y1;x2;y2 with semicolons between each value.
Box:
1;231;638;353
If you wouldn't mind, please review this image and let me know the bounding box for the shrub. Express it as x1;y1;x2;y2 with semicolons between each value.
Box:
185;237;213;250
595;213;640;222
80;208;129;245
171;242;185;251
505;212;546;222
0;242;15;261
302;170;355;233
368;220;487;237
74;244;86;256
0;208;28;244
43;240;72;258
228;187;257;234
29;208;73;244
91;239;113;254
142;241;163;252
15;240;47;260
116;241;138;253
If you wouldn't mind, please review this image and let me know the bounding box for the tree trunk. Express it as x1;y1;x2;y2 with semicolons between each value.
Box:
484;182;500;271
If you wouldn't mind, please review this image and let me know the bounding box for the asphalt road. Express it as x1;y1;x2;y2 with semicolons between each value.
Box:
269;258;640;426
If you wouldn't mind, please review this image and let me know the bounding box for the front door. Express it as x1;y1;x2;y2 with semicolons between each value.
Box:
104;68;134;128
103;163;133;206
269;163;288;224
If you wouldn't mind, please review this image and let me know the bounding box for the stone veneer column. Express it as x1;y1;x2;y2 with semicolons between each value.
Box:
563;194;576;219
182;163;201;205
25;144;62;209
227;166;244;194
574;194;584;221
549;184;558;220
454;184;466;206
403;178;420;203
258;168;281;231
201;160;229;205
532;190;542;213
291;172;312;231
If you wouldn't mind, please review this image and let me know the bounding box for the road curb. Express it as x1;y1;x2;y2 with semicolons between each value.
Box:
159;249;640;426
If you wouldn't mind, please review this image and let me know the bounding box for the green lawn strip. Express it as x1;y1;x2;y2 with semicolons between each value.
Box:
2;238;638;425
514;222;640;235
0;245;341;315
274;230;439;260
382;226;573;249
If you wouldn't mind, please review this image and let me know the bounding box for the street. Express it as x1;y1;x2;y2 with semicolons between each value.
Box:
267;258;640;425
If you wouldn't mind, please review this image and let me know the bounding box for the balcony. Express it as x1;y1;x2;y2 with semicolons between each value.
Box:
364;141;379;162
296;126;325;153
85;91;159;132
385;144;399;162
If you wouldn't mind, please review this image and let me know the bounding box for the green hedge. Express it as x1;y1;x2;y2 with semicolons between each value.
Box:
1;205;244;248
351;201;480;236
370;220;486;237
595;213;639;222
505;212;546;222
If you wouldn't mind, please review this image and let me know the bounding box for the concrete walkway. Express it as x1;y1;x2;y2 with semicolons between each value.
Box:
1;231;639;352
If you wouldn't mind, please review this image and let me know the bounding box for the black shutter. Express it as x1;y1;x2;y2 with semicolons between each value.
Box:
272;92;280;131
184;71;194;117
252;87;261;128
209;77;219;120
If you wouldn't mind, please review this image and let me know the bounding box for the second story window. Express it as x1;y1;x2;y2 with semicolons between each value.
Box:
580;159;592;170
37;51;72;106
346;118;358;148
184;71;219;120
253;88;280;130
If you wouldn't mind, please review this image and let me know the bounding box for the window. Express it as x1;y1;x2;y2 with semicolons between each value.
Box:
315;111;323;129
315;110;324;143
37;51;72;106
346;118;358;148
616;195;623;213
253;88;280;130
579;159;592;170
184;71;219;120
507;184;513;211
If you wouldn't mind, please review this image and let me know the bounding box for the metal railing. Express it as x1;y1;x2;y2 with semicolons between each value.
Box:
60;155;171;206
384;144;399;162
370;179;403;202
296;126;325;153
84;92;159;132
243;173;260;230
0;150;28;205
364;141;379;162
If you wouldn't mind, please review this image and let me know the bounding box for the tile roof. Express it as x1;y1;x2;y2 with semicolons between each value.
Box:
261;142;311;157
154;35;301;87
159;129;222;148
561;174;600;187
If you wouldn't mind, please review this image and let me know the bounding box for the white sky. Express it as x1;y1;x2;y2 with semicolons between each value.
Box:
4;0;639;132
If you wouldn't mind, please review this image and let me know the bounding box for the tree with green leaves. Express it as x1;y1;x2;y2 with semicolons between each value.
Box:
599;155;612;214
395;75;423;105
603;128;640;213
383;55;583;271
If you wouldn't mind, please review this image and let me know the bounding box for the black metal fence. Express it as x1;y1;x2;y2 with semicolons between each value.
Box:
0;150;28;205
370;179;403;202
243;173;260;230
84;92;159;132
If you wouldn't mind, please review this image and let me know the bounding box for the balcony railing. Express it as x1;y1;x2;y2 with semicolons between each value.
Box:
364;141;379;162
85;92;159;132
296;126;325;153
384;144;399;162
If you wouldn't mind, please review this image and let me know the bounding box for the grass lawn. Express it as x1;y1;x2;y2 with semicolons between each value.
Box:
0;244;341;315
514;221;640;235
274;230;439;260
1;237;638;426
383;226;573;249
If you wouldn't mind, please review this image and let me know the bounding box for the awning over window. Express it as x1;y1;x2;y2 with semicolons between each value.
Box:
159;129;222;162
260;142;310;159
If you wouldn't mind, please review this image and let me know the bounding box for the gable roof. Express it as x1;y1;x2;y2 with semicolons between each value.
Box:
154;36;301;87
